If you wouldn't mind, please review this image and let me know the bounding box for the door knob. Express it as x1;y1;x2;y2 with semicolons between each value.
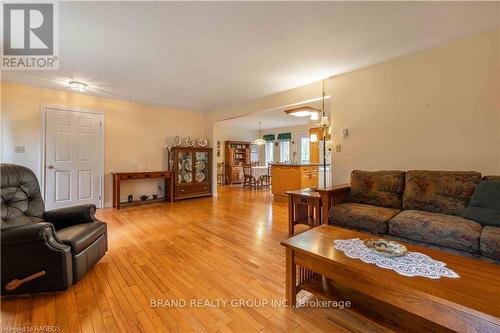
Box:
47;165;54;169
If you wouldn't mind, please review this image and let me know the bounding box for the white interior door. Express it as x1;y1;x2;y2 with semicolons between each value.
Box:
44;108;103;210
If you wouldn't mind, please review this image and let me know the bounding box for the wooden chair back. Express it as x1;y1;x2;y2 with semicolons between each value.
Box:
217;162;224;174
242;163;253;177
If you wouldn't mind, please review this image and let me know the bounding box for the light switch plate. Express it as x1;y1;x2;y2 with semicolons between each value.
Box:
336;144;342;152
342;129;349;137
15;146;25;153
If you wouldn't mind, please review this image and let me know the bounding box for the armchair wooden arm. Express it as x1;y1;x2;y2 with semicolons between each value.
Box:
316;184;351;224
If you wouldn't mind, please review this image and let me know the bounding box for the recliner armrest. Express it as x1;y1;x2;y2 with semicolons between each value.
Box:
1;223;73;294
43;204;97;230
1;222;67;251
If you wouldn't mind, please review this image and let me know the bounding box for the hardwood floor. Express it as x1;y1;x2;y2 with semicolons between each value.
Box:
1;186;387;333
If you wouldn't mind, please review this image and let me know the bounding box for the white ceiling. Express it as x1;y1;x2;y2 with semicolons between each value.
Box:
218;99;330;131
3;2;499;112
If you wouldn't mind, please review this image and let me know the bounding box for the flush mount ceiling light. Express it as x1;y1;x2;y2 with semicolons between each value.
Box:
284;106;320;120
253;122;266;145
69;81;87;92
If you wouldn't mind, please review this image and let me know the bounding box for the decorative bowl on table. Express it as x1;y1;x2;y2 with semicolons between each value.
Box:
363;238;408;257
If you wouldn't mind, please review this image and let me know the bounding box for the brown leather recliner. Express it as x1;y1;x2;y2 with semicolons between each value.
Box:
1;164;107;295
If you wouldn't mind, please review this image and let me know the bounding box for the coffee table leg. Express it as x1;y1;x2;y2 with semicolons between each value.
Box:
286;248;297;307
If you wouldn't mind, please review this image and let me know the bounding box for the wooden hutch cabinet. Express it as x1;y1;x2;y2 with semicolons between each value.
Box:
170;147;212;200
224;141;250;184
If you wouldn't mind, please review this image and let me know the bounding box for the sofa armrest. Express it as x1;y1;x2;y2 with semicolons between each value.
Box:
43;204;97;230
317;184;351;224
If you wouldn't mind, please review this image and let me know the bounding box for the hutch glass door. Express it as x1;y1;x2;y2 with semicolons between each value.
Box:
177;150;193;184
195;151;209;182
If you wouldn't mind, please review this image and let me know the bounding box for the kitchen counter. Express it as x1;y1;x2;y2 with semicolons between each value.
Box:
269;162;326;167
271;164;319;196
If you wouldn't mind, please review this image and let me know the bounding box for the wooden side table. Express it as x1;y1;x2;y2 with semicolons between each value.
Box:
286;189;322;236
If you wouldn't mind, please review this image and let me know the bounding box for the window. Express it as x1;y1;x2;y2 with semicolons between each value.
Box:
265;142;274;164
279;141;290;162
250;144;259;162
300;136;310;161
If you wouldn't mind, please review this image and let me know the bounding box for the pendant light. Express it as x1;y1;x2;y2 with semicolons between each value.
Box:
317;79;329;188
253;122;266;145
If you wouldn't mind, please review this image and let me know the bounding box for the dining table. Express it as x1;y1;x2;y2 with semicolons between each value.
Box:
251;165;269;180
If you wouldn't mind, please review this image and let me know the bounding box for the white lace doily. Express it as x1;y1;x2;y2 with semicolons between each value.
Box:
334;238;460;279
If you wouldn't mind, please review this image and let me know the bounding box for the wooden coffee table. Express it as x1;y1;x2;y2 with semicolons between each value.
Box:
281;225;500;333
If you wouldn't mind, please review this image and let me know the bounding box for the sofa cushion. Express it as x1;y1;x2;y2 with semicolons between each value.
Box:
480;226;500;260
348;170;405;209
463;180;500;227
330;202;401;234
389;210;481;253
56;221;106;254
403;170;481;216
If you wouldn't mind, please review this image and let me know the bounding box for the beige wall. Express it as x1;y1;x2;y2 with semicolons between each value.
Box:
330;28;500;184
1;82;207;205
213;123;257;163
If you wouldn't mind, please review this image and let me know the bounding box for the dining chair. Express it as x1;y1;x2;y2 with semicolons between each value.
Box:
259;163;272;188
217;162;226;185
242;163;258;188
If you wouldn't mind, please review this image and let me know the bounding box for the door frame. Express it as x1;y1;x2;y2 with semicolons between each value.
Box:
40;105;105;208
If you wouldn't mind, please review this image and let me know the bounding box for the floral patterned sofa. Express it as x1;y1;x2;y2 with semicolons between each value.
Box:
317;170;499;261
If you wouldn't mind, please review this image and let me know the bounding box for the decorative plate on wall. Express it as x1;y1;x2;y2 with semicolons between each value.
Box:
185;136;195;147
198;137;208;147
173;135;182;147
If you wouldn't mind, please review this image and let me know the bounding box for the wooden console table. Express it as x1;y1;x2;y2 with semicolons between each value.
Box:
286;189;322;235
111;171;174;209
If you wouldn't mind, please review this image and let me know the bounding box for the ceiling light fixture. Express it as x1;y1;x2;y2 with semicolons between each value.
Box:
69;81;87;92
253;122;266;145
284;106;320;120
